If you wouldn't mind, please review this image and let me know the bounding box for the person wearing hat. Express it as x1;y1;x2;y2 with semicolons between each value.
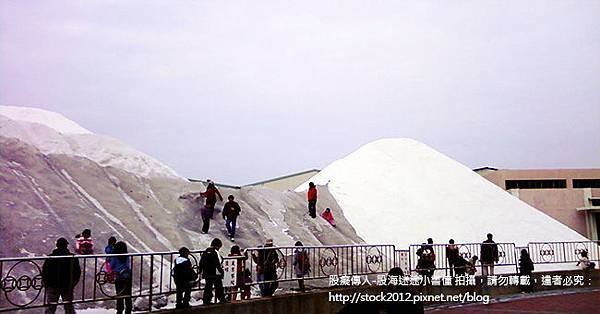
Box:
173;247;197;308
251;239;280;296
42;237;81;314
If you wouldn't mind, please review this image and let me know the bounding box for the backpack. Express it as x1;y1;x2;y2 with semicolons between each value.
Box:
77;239;94;255
172;258;198;283
297;251;311;274
422;248;435;263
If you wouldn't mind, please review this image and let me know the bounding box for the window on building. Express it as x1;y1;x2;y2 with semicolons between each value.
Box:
573;179;600;189
505;179;566;190
591;199;600;207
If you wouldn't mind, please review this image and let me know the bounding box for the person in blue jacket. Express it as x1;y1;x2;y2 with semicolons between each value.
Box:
111;241;132;314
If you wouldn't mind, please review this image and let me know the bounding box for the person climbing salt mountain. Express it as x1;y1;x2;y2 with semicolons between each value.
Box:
75;229;94;255
222;195;241;241
199;180;223;234
321;208;336;227
307;182;317;218
200;181;224;213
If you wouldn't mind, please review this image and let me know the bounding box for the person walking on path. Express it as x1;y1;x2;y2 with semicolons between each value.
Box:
292;241;311;292
518;249;534;293
307;182;317;218
173;247;197;309
446;239;459;277
42;238;81;314
111;241;132;314
199;238;226;305
222;195;241;241
480;233;499;276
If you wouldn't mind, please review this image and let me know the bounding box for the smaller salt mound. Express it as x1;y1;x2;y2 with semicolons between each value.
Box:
296;138;588;248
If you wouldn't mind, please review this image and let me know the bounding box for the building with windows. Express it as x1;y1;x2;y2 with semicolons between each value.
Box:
475;168;600;240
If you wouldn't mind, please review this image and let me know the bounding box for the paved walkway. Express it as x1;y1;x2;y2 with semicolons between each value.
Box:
428;288;600;314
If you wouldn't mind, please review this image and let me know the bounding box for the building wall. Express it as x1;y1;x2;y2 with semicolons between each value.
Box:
482;169;600;189
480;169;600;239
516;189;588;236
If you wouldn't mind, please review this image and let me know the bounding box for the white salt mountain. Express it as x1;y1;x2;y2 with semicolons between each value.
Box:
296;138;589;249
0;105;363;260
0;105;180;179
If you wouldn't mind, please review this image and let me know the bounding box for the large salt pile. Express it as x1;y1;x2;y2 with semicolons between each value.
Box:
296;138;588;248
0;105;181;179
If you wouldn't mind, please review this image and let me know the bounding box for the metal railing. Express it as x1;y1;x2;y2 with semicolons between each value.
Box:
243;244;395;285
407;243;519;275
0;250;210;312
0;244;395;312
527;241;600;265
394;250;410;275
1;241;597;312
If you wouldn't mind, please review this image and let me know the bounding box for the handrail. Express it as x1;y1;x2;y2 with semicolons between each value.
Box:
0;241;597;312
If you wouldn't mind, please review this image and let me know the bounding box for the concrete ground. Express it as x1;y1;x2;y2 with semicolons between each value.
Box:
427;287;600;314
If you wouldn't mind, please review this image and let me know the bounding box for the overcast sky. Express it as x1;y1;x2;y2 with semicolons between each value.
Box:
1;1;599;185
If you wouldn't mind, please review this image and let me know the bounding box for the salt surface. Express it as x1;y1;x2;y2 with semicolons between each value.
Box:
296;138;588;248
0;105;182;179
0;105;91;134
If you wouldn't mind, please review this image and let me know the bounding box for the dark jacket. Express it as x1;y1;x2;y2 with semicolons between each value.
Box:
222;201;241;219
42;248;81;290
480;240;499;263
519;255;534;274
446;245;459;265
416;244;436;268
453;256;468;275
173;256;197;284
293;249;310;276
252;246;280;274
199;247;224;279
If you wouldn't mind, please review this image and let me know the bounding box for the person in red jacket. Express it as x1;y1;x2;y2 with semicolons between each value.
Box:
307;182;317;218
200;181;224;210
199;181;223;233
321;208;336;227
